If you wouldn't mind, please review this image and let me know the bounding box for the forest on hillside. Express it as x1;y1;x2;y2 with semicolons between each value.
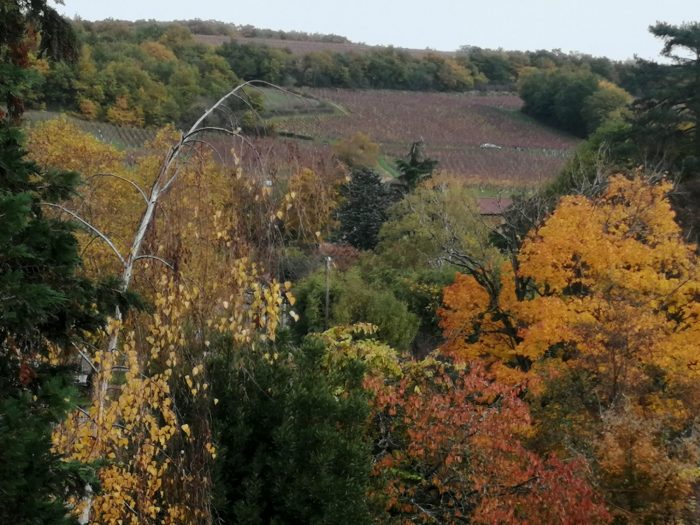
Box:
17;16;651;132
2;2;700;524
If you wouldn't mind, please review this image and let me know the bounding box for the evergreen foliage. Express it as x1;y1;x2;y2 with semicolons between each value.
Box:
210;337;372;524
395;141;438;191
334;168;395;251
0;121;120;524
0;368;86;525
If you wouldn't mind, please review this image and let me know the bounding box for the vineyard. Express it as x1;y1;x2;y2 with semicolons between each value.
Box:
25;111;156;149
270;88;581;186
25;88;580;189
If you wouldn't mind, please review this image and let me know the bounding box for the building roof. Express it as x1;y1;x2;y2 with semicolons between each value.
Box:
477;197;513;216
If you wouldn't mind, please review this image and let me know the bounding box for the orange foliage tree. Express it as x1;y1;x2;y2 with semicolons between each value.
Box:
309;324;608;523
438;175;700;522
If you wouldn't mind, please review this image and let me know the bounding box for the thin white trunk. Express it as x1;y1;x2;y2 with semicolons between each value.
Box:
79;80;279;524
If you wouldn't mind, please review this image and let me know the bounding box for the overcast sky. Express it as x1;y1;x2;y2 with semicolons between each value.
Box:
57;0;699;61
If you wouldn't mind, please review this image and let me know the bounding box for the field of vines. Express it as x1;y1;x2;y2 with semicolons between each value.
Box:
25;88;580;189
272;88;580;186
25;111;156;149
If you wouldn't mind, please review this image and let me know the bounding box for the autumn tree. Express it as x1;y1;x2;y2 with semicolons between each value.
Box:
283;167;342;245
25;82;301;523
377;176;498;270
371;176;501;354
580;80;632;134
438;175;700;521
0;0;77;122
370;357;609;524
332;132;381;170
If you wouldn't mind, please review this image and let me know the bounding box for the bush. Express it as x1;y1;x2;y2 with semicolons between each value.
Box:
293;268;418;351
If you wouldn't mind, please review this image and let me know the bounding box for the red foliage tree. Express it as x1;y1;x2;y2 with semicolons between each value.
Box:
370;359;610;524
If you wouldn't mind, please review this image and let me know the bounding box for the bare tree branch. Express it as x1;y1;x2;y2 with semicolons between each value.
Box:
42;203;126;266
73;343;99;374
134;254;175;271
89;173;148;204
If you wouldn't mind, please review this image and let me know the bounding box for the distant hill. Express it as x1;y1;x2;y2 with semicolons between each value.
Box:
25;86;580;191
193;34;454;58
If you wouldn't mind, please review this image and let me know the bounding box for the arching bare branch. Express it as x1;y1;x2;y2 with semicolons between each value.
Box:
103;80;316;352
183;126;238;140
42;203;125;266
134;254;175;271
187;79;306;134
89;173;148;204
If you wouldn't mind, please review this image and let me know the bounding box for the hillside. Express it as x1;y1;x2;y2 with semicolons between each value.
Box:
267;88;580;186
193;33;454;58
26;87;579;190
24;111;157;149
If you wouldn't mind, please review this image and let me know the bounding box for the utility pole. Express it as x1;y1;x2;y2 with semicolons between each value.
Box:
324;256;332;330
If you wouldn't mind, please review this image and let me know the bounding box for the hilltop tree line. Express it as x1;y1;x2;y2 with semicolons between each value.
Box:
3;5;700;525
19;18;658;130
131;18;352;42
514;21;700;246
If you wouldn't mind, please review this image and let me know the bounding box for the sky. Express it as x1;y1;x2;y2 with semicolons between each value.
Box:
57;0;700;61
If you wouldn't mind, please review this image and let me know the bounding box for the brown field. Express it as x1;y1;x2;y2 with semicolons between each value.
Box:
26;88;580;189
272;88;580;186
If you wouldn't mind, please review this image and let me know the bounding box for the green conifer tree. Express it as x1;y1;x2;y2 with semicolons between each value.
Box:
1;4;130;521
396;140;438;191
210;337;372;524
0;119;136;525
334;168;394;250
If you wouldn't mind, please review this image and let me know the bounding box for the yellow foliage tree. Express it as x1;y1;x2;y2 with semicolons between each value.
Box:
332;131;380;169
106;95;145;127
438;175;700;521
29;88;298;523
284;167;342;243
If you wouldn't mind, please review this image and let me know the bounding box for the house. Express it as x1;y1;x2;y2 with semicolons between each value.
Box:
477;197;513;217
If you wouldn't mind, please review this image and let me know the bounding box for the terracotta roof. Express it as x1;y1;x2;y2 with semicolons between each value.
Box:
477;197;513;216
